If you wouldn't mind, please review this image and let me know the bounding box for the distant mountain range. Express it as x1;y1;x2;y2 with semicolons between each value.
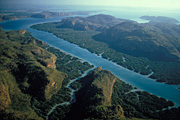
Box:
31;11;91;18
140;16;179;23
0;11;92;22
57;14;130;31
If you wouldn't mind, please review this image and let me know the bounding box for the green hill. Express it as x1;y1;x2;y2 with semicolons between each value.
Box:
31;15;180;85
93;21;180;62
57;14;129;31
59;67;125;120
0;29;67;119
1;28;180;120
49;67;179;120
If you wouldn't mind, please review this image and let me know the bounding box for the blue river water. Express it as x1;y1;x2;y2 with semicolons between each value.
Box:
0;17;180;107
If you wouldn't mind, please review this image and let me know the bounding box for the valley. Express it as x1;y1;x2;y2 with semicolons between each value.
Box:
31;14;180;85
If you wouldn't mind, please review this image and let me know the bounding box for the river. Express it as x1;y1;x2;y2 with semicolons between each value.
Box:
0;16;180;107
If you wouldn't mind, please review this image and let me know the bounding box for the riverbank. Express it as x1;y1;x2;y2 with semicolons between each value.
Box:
26;26;180;107
30;21;180;85
1;16;180;119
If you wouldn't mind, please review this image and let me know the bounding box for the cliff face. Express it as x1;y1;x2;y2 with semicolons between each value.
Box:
31;47;57;69
0;77;11;111
0;29;67;119
91;66;117;105
69;67;124;120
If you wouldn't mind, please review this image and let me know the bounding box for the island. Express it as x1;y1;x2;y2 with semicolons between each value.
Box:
0;12;31;22
31;11;92;18
140;15;180;23
0;10;93;22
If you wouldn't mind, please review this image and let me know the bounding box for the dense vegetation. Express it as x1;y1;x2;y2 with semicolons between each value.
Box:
0;29;93;120
112;81;179;119
0;29;58;119
50;67;125;120
1;14;180;120
57;14;130;31
31;17;180;84
48;67;180;120
1;28;180;120
93;21;180;62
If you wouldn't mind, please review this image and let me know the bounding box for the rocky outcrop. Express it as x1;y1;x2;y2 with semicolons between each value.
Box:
0;29;67;119
69;67;124;119
31;47;57;69
0;77;11;111
19;29;26;35
91;66;117;105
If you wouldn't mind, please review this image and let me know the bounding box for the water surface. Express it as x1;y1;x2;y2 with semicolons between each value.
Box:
0;15;180;107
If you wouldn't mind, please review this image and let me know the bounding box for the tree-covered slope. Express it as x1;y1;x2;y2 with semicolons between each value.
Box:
59;67;125;120
31;16;180;85
57;14;129;31
93;21;180;62
0;28;95;120
49;67;179;120
0;29;67;119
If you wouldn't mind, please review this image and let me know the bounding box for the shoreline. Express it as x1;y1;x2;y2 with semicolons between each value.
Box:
30;25;180;86
46;67;95;120
28;26;180;107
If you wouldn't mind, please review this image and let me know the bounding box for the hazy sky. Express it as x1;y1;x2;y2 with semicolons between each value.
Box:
1;0;180;9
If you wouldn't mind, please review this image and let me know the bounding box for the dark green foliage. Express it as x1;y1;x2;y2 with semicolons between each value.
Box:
112;80;178;119
31;17;180;85
93;21;180;62
30;44;93;118
31;85;72;119
59;67;125;120
47;47;94;80
70;81;82;90
0;28;94;119
12;63;49;100
48;105;71;120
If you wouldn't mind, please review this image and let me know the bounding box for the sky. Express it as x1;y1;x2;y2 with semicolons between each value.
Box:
1;0;180;9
